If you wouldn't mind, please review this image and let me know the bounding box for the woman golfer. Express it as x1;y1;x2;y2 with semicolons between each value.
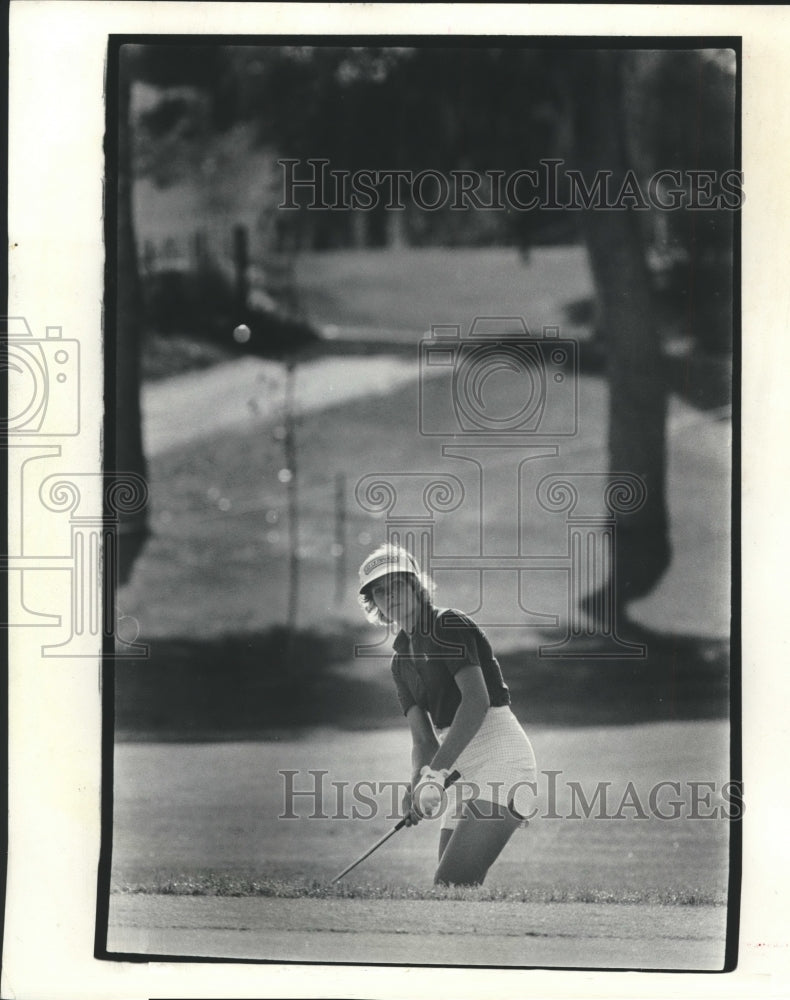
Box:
358;543;537;886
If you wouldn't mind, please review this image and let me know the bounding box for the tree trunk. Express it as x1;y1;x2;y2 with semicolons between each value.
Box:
116;63;149;585
571;51;671;612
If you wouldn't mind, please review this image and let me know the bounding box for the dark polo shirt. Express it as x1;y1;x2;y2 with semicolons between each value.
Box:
390;606;510;729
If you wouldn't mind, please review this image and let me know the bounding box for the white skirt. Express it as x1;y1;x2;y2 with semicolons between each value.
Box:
436;706;537;831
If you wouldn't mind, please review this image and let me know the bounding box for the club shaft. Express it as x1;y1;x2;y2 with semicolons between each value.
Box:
330;769;460;884
330;822;405;883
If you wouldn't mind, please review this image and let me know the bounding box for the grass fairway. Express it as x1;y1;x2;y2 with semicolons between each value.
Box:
121;347;730;643
111;243;733;970
108;720;731;968
294;245;594;335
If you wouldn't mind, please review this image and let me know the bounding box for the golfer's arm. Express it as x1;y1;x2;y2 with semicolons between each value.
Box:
406;706;439;786
429;665;489;773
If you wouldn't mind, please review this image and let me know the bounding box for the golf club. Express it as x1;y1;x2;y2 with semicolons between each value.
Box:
331;769;461;884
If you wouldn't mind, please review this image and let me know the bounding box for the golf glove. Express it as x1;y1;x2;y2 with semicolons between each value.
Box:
413;766;450;819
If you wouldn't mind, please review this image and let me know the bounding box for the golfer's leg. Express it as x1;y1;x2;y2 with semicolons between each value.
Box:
433;801;522;886
437;781;465;861
438;827;453;860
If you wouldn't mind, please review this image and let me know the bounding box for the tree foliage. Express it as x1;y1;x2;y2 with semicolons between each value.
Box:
126;43;736;260
119;43;737;609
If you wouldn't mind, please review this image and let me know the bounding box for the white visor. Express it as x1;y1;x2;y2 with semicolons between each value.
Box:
358;550;420;594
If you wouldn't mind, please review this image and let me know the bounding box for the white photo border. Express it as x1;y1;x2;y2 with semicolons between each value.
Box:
6;2;787;998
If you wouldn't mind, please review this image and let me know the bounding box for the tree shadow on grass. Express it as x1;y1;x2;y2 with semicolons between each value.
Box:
113;622;730;741
502;622;730;728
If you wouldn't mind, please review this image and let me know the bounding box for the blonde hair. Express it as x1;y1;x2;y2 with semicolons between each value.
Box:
358;543;437;627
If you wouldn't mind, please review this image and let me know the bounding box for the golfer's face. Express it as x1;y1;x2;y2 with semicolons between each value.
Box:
370;574;418;628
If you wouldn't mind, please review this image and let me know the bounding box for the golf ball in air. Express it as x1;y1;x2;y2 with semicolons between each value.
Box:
233;324;251;344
